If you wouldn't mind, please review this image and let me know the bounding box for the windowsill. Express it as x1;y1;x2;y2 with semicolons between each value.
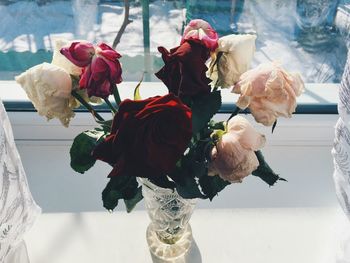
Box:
0;80;339;212
24;207;348;263
0;81;339;114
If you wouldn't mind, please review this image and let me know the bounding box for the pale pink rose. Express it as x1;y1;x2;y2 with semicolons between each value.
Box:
181;19;218;51
208;116;266;183
232;62;304;126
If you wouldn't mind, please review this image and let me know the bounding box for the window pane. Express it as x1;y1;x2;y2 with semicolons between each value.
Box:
0;0;348;83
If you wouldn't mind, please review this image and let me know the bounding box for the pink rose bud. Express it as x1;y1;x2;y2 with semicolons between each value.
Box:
181;19;219;51
232;62;304;126
60;41;95;67
208;116;266;183
79;43;122;98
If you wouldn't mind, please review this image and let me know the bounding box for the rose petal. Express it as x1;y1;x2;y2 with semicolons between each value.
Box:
181;19;219;51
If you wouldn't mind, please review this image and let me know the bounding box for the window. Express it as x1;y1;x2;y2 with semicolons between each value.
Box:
0;0;347;83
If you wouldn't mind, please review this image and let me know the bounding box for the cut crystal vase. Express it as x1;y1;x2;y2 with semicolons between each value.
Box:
139;178;197;260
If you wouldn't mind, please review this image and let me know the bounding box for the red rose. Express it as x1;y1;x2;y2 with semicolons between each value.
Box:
80;43;122;98
92;94;192;179
60;41;95;67
155;41;211;97
61;42;122;98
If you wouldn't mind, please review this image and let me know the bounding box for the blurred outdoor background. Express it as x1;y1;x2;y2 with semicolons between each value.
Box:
0;0;349;82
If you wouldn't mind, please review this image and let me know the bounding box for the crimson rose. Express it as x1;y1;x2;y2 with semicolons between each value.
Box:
155;41;212;97
60;41;95;67
92;94;192;179
61;42;122;98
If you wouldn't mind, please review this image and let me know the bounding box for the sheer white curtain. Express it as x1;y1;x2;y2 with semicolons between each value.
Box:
0;99;41;262
333;51;350;262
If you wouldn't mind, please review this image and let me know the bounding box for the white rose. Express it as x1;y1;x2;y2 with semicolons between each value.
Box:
208;116;265;183
207;34;256;88
15;63;77;127
51;39;82;76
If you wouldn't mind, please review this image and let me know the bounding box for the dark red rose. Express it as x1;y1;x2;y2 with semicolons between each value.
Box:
92;94;192;179
155;41;211;97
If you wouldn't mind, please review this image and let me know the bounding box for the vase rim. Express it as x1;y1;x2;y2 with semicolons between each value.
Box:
137;177;175;193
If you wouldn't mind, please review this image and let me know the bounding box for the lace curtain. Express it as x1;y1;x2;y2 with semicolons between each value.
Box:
333;50;350;262
0;99;41;262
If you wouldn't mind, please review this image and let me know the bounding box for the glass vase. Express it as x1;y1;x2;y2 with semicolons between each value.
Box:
139;178;197;260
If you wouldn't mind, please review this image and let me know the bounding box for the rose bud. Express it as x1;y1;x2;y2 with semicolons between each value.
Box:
181;19;219;51
92;94;192;179
232;62;304;126
15;63;78;127
207;34;256;88
208;116;265;183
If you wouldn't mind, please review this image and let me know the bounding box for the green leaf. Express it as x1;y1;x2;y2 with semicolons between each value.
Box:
124;187;143;213
191;91;222;134
96;119;113;133
199;175;230;201
209;120;225;130
133;74;144;101
175;177;205;199
252;150;286;186
102;176;139;211
70;129;107;174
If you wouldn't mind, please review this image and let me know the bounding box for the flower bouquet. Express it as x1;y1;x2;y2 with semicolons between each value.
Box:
15;19;304;258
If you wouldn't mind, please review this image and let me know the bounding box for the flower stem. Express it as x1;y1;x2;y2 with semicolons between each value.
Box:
113;84;121;106
103;98;117;113
227;106;241;121
71;90;105;122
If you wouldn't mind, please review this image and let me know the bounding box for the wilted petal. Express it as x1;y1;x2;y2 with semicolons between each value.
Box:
181;19;218;51
60;41;95;67
208;116;264;183
208;34;256;88
51;39;83;76
227;116;266;151
232;62;304;126
15;63;76;127
155;41;211;97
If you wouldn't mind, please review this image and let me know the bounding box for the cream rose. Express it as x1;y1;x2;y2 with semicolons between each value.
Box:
208;116;266;183
207;34;256;88
15;62;78;127
51;39;82;76
232;62;304;126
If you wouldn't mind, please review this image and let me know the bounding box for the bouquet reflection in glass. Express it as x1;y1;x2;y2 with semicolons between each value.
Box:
15;19;304;260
